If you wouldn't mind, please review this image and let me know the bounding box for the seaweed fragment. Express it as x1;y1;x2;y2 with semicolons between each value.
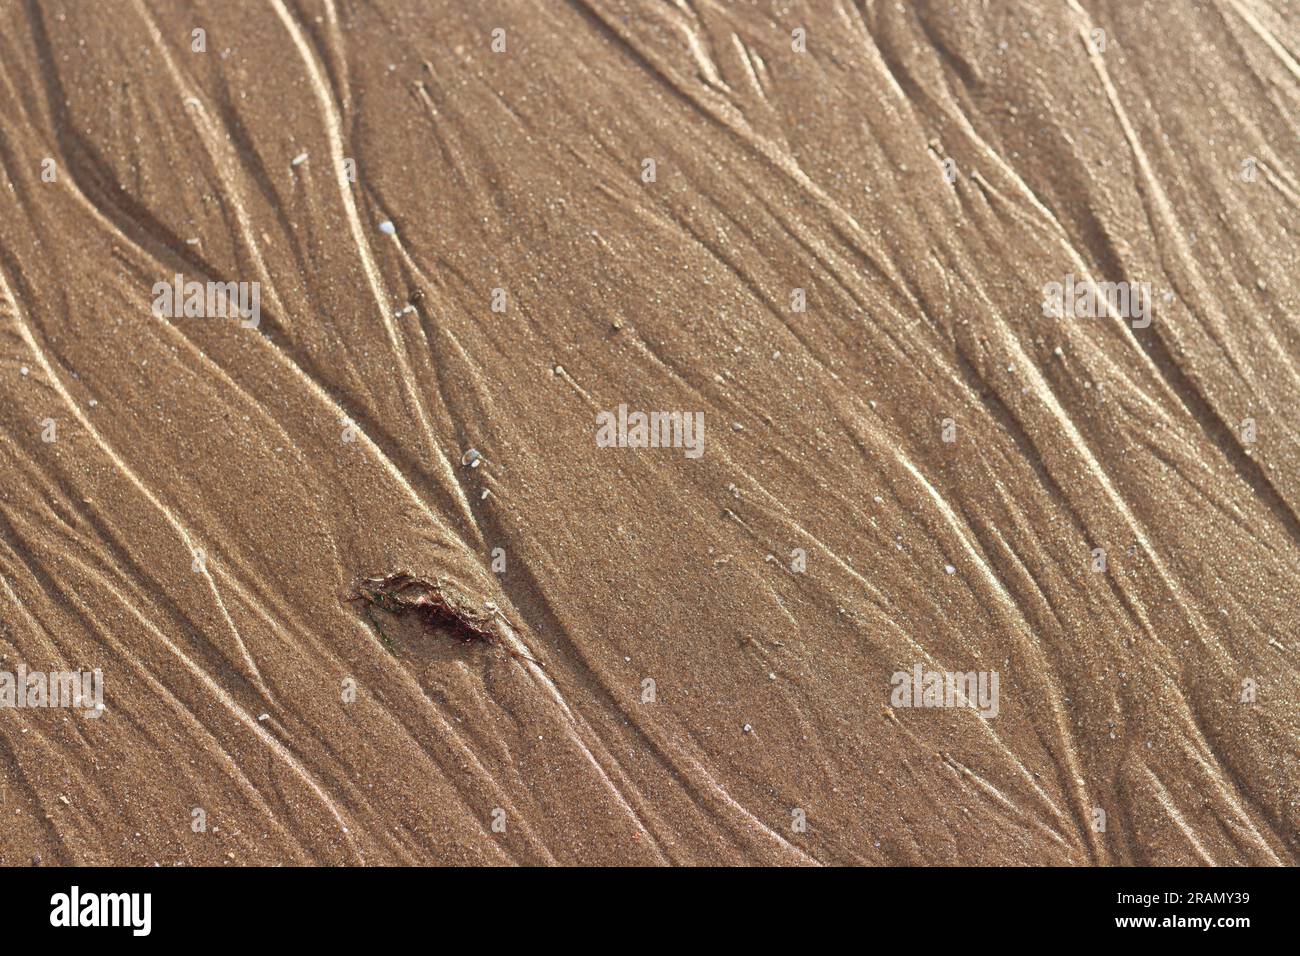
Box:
345;571;540;665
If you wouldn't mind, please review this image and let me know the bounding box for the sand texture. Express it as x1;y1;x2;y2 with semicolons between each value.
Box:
0;0;1297;865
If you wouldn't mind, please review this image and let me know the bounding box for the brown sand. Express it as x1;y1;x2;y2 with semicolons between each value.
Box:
0;0;1297;865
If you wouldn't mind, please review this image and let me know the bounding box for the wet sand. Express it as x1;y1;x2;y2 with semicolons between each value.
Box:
0;0;1297;865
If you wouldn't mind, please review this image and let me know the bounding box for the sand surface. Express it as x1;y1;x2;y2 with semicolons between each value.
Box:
0;0;1297;865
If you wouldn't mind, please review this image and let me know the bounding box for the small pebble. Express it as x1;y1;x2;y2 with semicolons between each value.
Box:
291;152;308;167
461;449;482;468
378;220;396;236
945;564;956;575
742;723;752;733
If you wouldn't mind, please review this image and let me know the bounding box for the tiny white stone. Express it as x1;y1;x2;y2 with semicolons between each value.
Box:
945;564;956;575
378;220;396;235
19;367;28;376
291;152;308;166
743;723;753;733
257;713;269;721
